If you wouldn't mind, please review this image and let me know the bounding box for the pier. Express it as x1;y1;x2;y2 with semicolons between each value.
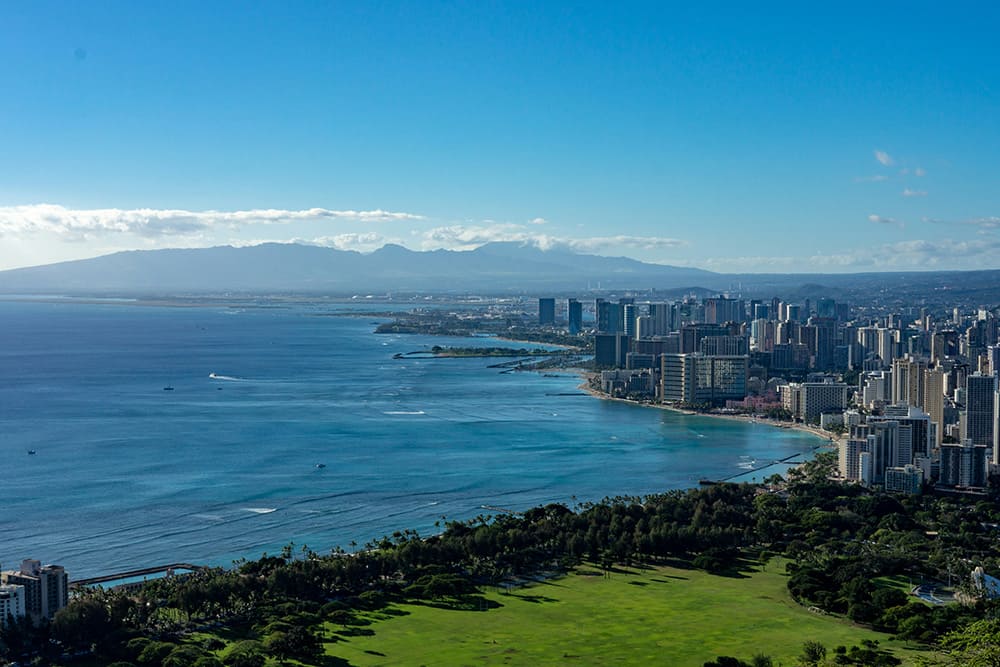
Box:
702;450;817;485
70;562;206;590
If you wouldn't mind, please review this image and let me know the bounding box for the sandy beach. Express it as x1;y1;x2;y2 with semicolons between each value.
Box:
575;372;842;476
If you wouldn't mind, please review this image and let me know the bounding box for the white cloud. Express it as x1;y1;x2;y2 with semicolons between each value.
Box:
914;167;927;177
902;188;927;197
854;175;889;183
419;223;536;249
971;217;1000;229
874;150;894;166
868;214;904;228
925;216;1000;230
416;224;686;254
561;235;687;252
530;217;547;225
310;232;391;252
0;204;424;240
686;237;1000;272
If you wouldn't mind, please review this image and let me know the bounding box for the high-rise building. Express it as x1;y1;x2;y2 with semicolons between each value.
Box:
699;335;749;356
659;353;747;405
892;356;927;407
877;328;898;367
932;330;960;364
750;319;775;352
924;368;945;447
623;303;637;339
0;560;68;622
846;421;899;484
963;373;996;449
839;437;867;481
594;333;630;368
538;298;555;326
856;326;880;362
884;465;923;494
596;300;624;333
994;387;1000;465
861;371;891;408
987;345;1000;377
939;439;988;488
781;382;849;423
680;324;728;354
704;297;744;325
816;298;837;319
809;317;838;370
567;299;583;334
0;584;26;626
647;302;671;336
635;316;654;340
871;405;933;461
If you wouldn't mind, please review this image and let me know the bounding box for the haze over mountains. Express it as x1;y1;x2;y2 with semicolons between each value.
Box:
0;242;719;293
0;242;998;304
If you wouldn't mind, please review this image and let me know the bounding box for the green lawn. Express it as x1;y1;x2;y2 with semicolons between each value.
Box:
324;561;936;666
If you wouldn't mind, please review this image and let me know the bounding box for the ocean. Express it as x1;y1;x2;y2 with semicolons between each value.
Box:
0;299;822;578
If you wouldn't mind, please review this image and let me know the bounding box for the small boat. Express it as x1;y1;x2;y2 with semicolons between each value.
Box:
315;463;326;469
27;449;36;455
163;386;175;391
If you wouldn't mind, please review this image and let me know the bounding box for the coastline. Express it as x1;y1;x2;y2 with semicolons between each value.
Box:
575;373;839;479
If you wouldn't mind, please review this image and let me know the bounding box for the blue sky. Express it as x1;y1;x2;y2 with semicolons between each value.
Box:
1;2;999;272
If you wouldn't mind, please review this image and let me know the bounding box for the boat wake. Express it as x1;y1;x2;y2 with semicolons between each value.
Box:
383;410;426;415
209;373;246;381
244;507;277;514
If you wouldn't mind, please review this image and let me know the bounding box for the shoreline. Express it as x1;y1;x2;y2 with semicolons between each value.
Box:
576;375;840;477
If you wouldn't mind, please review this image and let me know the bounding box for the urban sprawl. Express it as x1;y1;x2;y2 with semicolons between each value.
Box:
545;293;997;495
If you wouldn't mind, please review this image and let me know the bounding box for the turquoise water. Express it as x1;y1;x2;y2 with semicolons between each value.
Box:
0;300;821;578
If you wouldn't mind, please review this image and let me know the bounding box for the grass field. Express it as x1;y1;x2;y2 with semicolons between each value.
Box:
324;560;936;666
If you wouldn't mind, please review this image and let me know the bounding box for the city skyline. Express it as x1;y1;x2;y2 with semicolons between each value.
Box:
2;3;999;272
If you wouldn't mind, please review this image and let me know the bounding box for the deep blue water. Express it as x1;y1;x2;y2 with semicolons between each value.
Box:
0;300;822;578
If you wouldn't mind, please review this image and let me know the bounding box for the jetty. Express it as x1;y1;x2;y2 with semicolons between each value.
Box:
70;562;206;591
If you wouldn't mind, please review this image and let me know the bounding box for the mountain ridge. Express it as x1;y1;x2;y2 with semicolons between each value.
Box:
3;242;999;302
0;242;718;294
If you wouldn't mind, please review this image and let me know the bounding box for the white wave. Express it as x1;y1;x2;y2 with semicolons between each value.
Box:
209;373;245;381
383;410;426;415
244;507;277;514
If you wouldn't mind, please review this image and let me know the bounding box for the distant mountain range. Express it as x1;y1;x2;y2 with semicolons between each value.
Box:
2;242;999;303
0;242;720;294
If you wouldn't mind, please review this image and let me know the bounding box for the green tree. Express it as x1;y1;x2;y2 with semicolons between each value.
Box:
939;619;1000;666
193;657;224;667
137;641;176;665
799;640;827;665
163;645;208;667
224;640;265;667
51;597;112;648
